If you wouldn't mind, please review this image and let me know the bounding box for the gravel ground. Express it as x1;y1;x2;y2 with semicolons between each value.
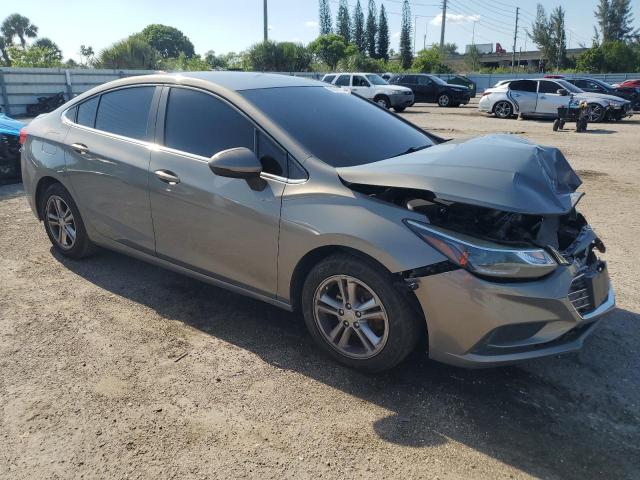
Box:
1;100;639;479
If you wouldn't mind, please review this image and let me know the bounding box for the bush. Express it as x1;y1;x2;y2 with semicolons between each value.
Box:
337;53;385;72
246;40;312;72
576;41;639;73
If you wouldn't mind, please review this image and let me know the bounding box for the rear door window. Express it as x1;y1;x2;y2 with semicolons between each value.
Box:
538;80;562;94
95;87;155;140
334;75;350;86
163;87;254;158
323;75;336;84
76;96;99;128
352;75;370;87
509;80;537;92
417;76;432;86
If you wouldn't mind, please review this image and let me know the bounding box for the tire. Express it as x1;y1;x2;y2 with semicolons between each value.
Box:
493;100;513;119
553;119;560;131
586;103;605;123
393;107;406;113
301;254;422;372
451;102;461;107
40;182;94;259
374;95;390;109
437;93;451;107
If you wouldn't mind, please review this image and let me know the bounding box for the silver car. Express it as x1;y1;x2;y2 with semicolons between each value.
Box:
479;78;632;122
21;72;615;371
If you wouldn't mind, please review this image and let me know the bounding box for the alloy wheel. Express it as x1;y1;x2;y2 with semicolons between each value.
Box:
586;104;603;122
376;97;389;109
46;195;76;249
313;275;389;359
494;101;512;118
438;94;450;107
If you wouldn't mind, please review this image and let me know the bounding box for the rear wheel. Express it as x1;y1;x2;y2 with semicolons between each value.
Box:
40;183;94;259
302;254;422;372
494;100;513;119
393;106;406;113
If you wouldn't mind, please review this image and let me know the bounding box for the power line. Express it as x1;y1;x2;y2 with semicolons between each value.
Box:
446;2;515;36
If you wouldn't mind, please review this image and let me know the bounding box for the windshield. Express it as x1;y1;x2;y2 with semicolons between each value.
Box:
430;75;448;86
240;86;434;167
556;79;582;94
366;74;388;85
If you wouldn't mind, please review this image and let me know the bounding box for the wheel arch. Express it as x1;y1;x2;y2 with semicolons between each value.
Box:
34;176;63;220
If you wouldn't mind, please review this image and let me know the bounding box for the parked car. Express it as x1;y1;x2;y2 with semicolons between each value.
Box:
479;78;632;122
21;72;614;372
564;77;640;111
388;73;471;107
0;112;24;182
321;72;414;112
445;74;477;97
613;79;640;89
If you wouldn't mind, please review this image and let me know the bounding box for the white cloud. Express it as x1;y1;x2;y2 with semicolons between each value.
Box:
305;20;318;28
430;13;480;26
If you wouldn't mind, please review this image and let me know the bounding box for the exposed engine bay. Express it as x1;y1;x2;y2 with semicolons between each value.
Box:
349;184;604;264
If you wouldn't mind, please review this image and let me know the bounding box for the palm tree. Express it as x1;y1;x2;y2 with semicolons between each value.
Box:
1;14;38;48
97;36;158;70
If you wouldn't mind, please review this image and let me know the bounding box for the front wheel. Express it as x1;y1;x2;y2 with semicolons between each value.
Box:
374;95;390;109
585;103;605;122
301;254;422;372
393;106;406;113
437;93;451;107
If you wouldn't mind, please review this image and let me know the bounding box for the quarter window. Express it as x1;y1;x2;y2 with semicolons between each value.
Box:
164;88;254;158
323;75;336;84
76;96;99;128
95;87;155;140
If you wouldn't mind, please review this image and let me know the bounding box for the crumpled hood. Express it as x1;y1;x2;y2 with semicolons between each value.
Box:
576;91;630;104
337;134;583;215
0;113;24;136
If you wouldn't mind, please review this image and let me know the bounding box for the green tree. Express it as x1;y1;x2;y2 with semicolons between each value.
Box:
246;40;311;71
336;0;351;43
365;0;377;57
0;37;11;65
352;0;366;54
319;0;333;36
376;4;389;61
338;52;385;72
465;44;481;71
309;34;352;70
530;5;552;61
441;42;459;55
79;45;95;67
33;38;62;62
595;0;638;42
412;46;443;73
576;40;638;72
400;0;413;68
204;50;228;69
139;24;194;59
1;14;38;48
97;36;159;69
549;6;567;69
7;45;62;67
160;52;210;71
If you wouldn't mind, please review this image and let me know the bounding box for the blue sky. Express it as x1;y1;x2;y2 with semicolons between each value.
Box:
10;0;637;61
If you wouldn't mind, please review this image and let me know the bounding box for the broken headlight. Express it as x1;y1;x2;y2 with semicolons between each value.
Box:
404;220;557;279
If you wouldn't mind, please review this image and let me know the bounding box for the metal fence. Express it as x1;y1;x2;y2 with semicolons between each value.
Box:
2;67;640;116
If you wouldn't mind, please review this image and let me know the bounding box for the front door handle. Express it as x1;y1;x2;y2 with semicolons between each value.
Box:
71;143;89;155
154;169;180;185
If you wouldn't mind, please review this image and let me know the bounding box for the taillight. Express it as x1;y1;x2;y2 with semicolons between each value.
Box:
19;127;27;145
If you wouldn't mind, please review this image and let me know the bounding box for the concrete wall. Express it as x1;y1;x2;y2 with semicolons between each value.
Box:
2;67;640;116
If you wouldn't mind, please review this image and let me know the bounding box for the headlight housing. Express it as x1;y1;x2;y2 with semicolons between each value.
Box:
404;220;557;279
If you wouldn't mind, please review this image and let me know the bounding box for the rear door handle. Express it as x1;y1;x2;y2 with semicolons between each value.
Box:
154;169;180;185
71;143;89;155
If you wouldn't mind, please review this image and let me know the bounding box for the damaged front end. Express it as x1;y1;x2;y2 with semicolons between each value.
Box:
338;135;614;365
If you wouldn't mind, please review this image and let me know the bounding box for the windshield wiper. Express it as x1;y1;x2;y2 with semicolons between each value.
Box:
392;144;431;158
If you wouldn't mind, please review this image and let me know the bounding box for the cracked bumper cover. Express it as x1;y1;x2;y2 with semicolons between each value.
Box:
411;265;615;368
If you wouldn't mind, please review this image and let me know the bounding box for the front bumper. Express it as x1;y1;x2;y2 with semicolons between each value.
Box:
412;265;615;368
607;104;633;120
389;92;415;108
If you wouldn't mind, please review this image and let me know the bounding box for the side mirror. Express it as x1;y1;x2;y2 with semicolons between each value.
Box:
557;88;568;96
208;147;266;191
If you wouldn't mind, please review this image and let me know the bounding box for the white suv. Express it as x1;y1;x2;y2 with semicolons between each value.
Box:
321;73;415;112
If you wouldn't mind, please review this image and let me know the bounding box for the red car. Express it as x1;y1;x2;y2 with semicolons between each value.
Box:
616;79;640;88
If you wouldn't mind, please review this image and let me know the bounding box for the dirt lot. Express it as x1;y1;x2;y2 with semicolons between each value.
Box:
1;101;639;479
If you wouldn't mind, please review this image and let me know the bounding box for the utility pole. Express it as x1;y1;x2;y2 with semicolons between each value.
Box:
263;0;268;42
439;0;447;52
511;6;519;72
471;20;477;45
556;28;563;70
424;23;428;49
413;15;418;54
